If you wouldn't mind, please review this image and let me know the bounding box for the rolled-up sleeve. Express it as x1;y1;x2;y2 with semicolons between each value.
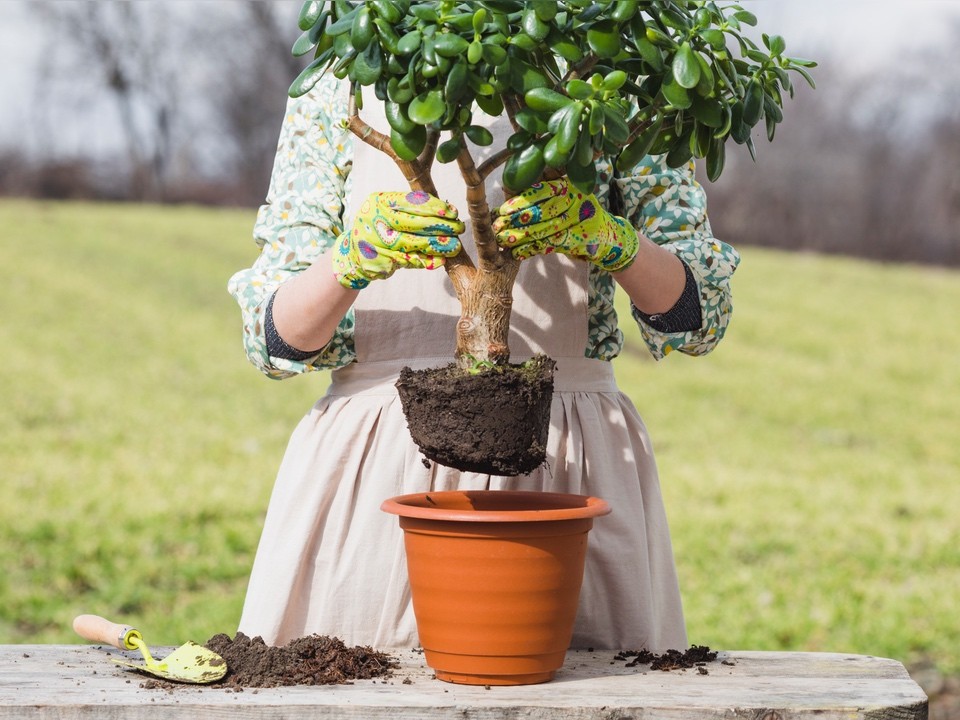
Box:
615;155;741;359
227;75;356;379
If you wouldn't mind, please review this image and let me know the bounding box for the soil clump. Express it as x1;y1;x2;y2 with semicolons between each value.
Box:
614;645;719;672
396;355;555;476
202;632;397;688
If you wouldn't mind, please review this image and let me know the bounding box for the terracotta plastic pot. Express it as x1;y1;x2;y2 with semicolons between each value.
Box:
381;490;611;686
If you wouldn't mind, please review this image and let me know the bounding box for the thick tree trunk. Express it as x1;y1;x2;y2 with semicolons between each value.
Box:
348;114;521;370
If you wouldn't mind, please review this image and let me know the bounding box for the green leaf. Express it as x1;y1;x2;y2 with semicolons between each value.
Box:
390;125;426;160
542;135;565;168
587;21;621;59
673;42;701;89
575;124;594;166
659;7;691;32
742;78;764;126
369;0;401;23
410;5;438;22
326;7;358;36
385;101;416;133
588;101;604;135
566;79;594;100
766;34;786;56
661;74;692;109
601;70;627;92
700;28;726;49
733;10;758;26
464;125;494;146
467;40;483;64
288;54;330;97
350;7;375;51
555;103;583;153
292;30;316;58
397;31;422;55
476;93;504;116
567;156;597;194
550;33;584;63
612;0;637;22
516;108;550;134
436;138;461;163
407;90;445;124
617;115;663;172
694;54;715;96
522;7;550;42
444;59;469;102
525;87;572;112
689;96;724;128
601;104;630;145
666;133;694;168
730;101;751;144
502;144;545;192
532;0;557;22
472;8;487;34
706;136;725;181
509;60;551;94
387;76;414;104
298;0;323;31
434;33;469;57
482;43;508;65
635;36;664;72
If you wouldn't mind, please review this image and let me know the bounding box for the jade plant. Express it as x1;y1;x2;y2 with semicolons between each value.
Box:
286;0;815;473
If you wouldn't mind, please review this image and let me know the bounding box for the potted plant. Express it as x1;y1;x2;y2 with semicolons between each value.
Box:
287;0;815;475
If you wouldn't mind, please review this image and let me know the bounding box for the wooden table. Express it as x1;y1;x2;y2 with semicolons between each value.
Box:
0;645;927;719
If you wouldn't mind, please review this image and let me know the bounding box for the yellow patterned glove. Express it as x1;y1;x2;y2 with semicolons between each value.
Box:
333;190;465;289
493;179;639;272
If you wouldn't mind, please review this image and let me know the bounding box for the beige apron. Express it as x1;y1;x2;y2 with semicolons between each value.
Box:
238;84;686;652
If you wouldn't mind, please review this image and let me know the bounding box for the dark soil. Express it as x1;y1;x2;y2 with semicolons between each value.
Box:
613;645;720;672
201;633;397;688
396;354;555;476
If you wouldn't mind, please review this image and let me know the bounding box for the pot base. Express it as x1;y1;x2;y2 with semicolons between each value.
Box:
433;669;556;686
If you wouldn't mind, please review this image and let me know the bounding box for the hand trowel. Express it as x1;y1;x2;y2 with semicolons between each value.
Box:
73;614;226;684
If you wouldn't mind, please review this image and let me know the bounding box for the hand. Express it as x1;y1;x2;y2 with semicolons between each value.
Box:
333;190;465;289
493;179;639;272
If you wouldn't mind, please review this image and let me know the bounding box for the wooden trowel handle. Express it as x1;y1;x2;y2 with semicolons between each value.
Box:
73;614;142;651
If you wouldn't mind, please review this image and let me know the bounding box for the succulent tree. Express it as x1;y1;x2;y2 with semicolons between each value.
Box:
287;0;815;473
289;0;814;369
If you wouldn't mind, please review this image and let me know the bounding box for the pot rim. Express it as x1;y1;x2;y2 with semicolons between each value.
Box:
381;490;611;523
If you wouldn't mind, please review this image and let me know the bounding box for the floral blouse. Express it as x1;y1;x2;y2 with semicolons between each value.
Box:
228;73;741;380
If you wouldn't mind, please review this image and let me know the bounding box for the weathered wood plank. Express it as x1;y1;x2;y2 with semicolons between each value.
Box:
0;645;927;719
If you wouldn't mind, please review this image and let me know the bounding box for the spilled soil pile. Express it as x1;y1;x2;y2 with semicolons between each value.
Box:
614;645;720;673
203;632;397;688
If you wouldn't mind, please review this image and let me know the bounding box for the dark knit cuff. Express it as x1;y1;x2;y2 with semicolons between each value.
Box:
264;292;324;361
634;260;702;333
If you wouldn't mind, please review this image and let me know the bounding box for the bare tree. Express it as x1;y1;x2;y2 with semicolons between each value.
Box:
31;2;183;200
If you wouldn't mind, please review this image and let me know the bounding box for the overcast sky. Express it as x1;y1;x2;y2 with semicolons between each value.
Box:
1;0;958;156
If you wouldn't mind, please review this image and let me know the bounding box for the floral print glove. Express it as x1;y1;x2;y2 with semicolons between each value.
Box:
493;179;639;272
333;190;465;289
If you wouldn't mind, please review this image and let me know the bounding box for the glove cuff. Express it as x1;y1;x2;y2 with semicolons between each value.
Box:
596;216;640;272
332;231;373;290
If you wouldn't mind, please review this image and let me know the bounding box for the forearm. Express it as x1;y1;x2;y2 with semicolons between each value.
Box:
271;251;359;353
613;234;686;315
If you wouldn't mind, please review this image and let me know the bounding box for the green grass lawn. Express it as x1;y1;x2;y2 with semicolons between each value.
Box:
2;199;958;676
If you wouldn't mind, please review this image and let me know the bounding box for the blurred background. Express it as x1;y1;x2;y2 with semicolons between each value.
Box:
1;2;958;716
2;0;959;263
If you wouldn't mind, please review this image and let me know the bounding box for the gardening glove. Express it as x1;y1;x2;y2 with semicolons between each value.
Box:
333;190;465;290
493;179;639;272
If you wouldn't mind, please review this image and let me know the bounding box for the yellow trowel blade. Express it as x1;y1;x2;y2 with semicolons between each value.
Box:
112;640;226;684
